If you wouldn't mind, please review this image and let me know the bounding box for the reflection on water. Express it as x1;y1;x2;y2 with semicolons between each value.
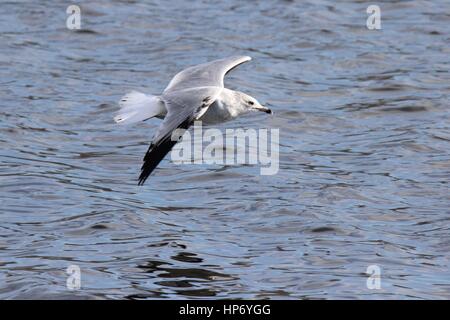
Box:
0;0;449;299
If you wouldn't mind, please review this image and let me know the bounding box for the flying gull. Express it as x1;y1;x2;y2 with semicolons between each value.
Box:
114;56;272;185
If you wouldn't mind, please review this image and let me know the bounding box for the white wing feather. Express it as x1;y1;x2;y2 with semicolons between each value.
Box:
164;56;251;93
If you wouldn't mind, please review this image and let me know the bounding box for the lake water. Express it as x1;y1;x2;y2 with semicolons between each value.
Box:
0;0;449;299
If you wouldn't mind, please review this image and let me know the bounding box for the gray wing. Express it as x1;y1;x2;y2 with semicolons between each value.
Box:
138;86;221;185
164;56;251;93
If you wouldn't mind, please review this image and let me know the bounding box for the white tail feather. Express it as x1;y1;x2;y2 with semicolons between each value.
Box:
114;91;166;124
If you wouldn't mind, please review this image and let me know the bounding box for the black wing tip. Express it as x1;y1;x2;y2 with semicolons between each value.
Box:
137;165;154;186
137;170;148;185
137;177;147;186
136;113;195;187
137;137;179;186
137;145;155;186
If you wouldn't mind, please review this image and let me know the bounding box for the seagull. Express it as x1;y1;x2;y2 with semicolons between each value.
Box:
114;56;272;185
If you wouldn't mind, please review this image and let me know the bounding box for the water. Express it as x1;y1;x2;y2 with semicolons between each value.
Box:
0;0;449;299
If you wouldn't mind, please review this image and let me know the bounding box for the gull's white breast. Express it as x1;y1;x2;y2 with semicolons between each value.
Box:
199;88;242;124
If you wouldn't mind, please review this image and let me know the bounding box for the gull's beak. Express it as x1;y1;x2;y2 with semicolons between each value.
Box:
254;104;272;114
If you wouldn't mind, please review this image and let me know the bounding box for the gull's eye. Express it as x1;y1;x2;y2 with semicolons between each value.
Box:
248;101;254;106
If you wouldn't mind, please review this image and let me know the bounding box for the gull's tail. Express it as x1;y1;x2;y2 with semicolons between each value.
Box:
114;91;166;124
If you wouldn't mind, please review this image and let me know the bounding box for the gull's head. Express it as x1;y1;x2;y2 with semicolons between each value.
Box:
237;92;272;115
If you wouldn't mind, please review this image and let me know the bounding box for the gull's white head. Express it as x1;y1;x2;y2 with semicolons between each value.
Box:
236;91;272;115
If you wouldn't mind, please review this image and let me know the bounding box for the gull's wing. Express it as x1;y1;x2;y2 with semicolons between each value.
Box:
164;56;251;93
138;86;222;185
